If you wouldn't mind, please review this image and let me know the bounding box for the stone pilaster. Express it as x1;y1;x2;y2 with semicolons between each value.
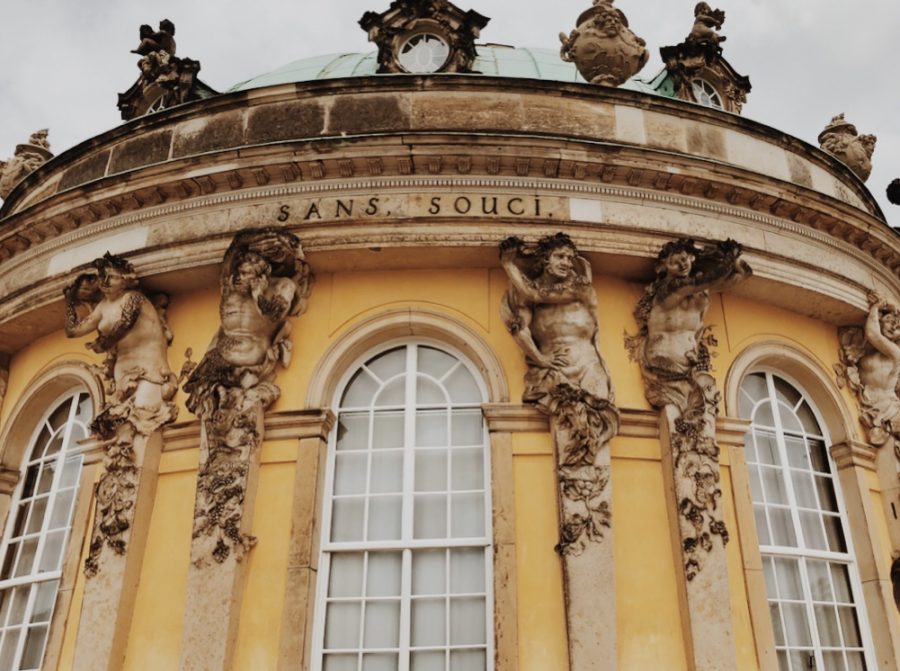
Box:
72;431;164;671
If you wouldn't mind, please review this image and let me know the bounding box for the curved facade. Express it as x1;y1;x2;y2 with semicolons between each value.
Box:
0;18;898;671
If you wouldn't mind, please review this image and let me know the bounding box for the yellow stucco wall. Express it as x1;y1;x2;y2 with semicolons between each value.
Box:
0;267;895;670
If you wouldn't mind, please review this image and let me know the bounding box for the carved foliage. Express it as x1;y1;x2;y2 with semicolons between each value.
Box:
627;238;750;578
0;129;52;200
819;114;876;182
559;0;648;87
63;253;178;576
499;234;619;556
360;0;489;74
184;228;312;565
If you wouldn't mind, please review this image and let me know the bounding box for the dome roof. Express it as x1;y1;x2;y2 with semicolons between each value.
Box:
229;45;667;96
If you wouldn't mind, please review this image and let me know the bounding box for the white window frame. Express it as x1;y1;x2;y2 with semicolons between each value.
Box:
311;338;495;671
690;78;724;110
741;369;876;670
0;389;90;671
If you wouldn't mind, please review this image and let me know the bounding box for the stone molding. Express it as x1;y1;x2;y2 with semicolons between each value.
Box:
830;440;879;472
482;403;658;439
161;409;336;451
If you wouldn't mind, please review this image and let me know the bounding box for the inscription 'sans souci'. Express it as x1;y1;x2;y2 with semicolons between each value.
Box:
276;194;551;222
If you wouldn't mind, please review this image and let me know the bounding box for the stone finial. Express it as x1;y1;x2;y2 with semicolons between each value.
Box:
559;0;648;86
685;2;726;46
0;129;53;200
818;114;876;182
888;179;900;205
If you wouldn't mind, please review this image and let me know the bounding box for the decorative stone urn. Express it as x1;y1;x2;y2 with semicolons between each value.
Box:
560;0;648;86
818;113;876;182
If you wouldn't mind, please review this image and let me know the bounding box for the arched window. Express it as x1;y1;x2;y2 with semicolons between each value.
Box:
691;78;724;110
740;372;873;670
0;390;90;670
313;342;493;671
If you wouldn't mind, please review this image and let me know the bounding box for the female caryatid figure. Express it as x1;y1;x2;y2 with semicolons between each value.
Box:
500;233;619;555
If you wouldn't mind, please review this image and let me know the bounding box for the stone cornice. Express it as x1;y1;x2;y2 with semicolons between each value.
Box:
830;440;879;472
482;403;658;439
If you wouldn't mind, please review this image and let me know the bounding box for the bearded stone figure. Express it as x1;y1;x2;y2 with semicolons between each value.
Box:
835;292;900;461
626;238;751;579
183;228;312;564
64;253;178;575
500;233;619;555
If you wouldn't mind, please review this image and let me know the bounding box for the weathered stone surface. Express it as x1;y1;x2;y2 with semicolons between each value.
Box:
818;113;876;182
109;130;173;174
245;101;325;144
0;130;52;200
172;112;245;158
329;95;409;135
58;151;111;191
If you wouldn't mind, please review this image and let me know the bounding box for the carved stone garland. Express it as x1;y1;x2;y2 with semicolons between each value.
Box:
500;233;619;669
179;227;312;669
626;237;750;669
64;252;177;671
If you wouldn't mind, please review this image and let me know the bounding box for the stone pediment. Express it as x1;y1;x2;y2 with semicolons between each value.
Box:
359;0;489;74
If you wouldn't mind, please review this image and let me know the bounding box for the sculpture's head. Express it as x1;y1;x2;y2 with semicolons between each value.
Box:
880;307;900;343
656;239;701;279
536;232;578;281
232;252;270;293
93;253;138;298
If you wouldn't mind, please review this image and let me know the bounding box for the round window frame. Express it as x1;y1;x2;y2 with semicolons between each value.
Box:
395;29;452;74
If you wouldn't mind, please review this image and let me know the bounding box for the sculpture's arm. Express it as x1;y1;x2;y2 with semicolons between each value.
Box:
510;313;552;368
64;276;101;338
257;277;295;323
865;302;900;362
89;293;144;353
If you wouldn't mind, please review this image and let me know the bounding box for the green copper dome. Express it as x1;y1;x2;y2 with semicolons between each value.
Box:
229;45;668;96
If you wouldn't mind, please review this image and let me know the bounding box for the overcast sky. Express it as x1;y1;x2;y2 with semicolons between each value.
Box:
1;0;897;225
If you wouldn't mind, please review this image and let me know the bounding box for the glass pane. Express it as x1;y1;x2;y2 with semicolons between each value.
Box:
335;454;368;496
450;548;485;594
1;543;17;580
444;366;481;404
830;564;853;603
451;410;483;446
808;439;830;473
774;558;803;600
363;654;399;671
799;511;827;551
39;530;66;572
331;498;365;542
27;498;48;534
367;552;402;597
450;649;486;671
779;406;803;434
10;586;29;625
806;560;833;602
416;411;448;448
821;650;844;671
367;496;402;541
815;605;841;646
324;655;357;671
776;651;788;671
774;378;802;408
364;601;400;648
741;373;768;403
372;412;404;449
782;603;812;646
0;588;11;626
342;368;379;407
412;650;446;671
415;450;448;492
419;347;457;379
36;466;54;495
755;432;779;465
791;471;818;509
747;467;763;502
43;432;64;457
450;493;484;538
336;413;369;451
20;625;48;669
789;651;814;671
785;436;810;469
417;378;446;405
449;597;486;645
367;347;406;382
30;580;58;623
0;630;20;670
796;401;821;435
846;651;866;670
837;606;862;647
65;423;87;449
769;603;786;646
451;449;484;491
21;466;38;499
15;538;38;576
325;602;362;649
815;476;839;512
375;379;405;407
762;556;777;595
753;403;776;429
329;554;364;598
47;403;70;431
823;515;847;553
769;507;797;547
75;394;92;426
411;598;445;646
414;495;447;539
370;452;402;494
59;457;82;488
49;489;76;529
762;468;788;505
413;550;446;595
754;506;771;545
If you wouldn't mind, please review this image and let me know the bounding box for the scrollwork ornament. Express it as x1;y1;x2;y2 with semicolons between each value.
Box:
626;238;750;578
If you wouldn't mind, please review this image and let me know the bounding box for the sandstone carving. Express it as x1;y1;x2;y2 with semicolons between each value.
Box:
0;129;52;200
626;238;751;579
500;233;619;555
685;2;726;46
818;114;876;182
118;19;216;120
559;0;648;87
183;228;312;565
835;292;900;461
64;253;178;576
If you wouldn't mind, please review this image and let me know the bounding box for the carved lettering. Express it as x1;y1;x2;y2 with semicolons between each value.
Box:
507;197;525;215
277;205;291;222
304;203;321;220
429;197;441;215
335;199;354;218
365;197;380;215
454;196;472;214
481;197;498;215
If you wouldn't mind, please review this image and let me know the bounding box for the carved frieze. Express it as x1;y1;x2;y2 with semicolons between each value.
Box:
500;233;619;555
0;130;52;200
183;228;313;565
559;0;648;87
626;238;751;579
63;253;178;576
117;19;217;121
360;0;489;74
819;114;876;182
835;292;900;461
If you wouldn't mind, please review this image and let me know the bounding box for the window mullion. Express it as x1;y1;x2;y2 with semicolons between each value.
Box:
398;548;412;671
12;582;37;670
796;557;824;670
765;374;805;550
